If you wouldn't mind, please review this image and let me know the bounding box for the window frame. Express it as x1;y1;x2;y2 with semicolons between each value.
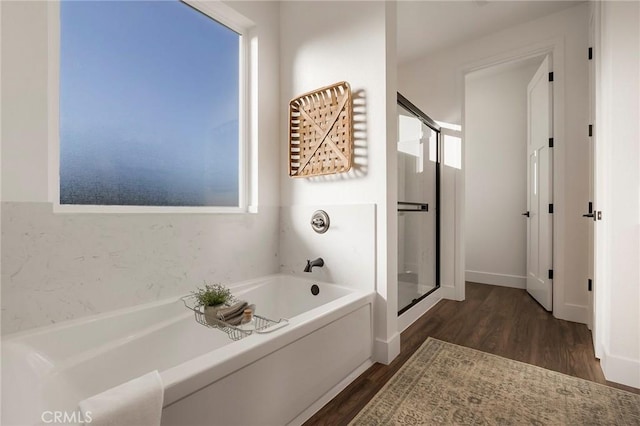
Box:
49;0;253;214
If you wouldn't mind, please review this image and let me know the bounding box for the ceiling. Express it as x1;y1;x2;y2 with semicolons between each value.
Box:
397;1;583;64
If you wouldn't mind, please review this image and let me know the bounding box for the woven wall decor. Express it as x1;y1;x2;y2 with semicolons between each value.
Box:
288;81;353;178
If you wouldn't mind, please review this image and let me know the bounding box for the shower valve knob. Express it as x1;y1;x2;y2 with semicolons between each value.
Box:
310;210;330;234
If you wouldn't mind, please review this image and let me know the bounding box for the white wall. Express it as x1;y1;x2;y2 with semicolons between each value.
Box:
399;3;590;323
594;0;640;389
464;60;540;289
279;1;399;363
279;2;391;207
0;1;282;334
1;1;49;202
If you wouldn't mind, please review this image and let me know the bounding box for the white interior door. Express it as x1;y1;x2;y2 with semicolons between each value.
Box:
526;56;553;311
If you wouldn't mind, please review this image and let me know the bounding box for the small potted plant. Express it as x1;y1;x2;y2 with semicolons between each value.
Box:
192;283;232;326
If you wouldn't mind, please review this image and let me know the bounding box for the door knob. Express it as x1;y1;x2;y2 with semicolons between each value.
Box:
522;211;530;217
583;202;595;220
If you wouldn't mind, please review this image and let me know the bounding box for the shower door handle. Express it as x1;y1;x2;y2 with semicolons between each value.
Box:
398;202;428;212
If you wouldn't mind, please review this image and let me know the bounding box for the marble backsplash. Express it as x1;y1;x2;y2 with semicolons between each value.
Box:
278;204;375;293
1;202;279;335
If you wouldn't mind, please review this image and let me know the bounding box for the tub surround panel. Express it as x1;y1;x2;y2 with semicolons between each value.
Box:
278;204;375;293
161;304;372;426
289;358;375;426
1;202;279;335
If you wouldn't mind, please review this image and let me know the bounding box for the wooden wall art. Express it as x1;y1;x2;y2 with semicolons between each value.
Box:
288;81;353;177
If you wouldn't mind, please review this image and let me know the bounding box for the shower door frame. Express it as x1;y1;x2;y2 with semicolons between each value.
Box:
397;92;441;316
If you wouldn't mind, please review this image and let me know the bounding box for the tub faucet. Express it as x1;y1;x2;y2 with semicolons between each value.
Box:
304;257;324;272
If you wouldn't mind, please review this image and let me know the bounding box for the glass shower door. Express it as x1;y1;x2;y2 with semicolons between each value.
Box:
397;96;440;315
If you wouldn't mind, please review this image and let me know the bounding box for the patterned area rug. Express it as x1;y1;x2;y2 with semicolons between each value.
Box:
350;338;640;425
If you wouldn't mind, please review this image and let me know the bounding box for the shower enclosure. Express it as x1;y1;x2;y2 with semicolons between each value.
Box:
397;93;440;315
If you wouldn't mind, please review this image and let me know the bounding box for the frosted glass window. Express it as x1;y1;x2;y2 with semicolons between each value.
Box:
59;1;241;207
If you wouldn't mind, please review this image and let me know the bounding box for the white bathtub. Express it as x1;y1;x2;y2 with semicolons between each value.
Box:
1;274;374;425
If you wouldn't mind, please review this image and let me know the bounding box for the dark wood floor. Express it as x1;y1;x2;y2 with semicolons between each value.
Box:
304;282;639;426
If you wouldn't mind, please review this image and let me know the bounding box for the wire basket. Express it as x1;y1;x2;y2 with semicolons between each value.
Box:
181;295;288;341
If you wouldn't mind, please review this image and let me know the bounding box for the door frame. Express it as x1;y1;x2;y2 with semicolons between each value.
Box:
458;39;574;320
590;0;605;360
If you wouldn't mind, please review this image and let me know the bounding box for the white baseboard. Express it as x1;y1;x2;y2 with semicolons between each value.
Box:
287;359;374;426
600;349;640;389
553;303;588;325
398;288;443;332
373;332;401;365
439;285;457;300
466;270;526;289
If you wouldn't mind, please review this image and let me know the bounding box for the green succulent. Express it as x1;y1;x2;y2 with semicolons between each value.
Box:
192;283;231;307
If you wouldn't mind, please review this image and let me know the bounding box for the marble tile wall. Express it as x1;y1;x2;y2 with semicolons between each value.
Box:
1;202;279;334
278;204;376;293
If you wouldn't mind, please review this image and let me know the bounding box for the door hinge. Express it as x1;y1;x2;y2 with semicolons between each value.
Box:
588;47;593;60
549;203;554;214
589;124;593;137
548;269;554;280
548;72;554;82
588;278;593;292
549;137;554;148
